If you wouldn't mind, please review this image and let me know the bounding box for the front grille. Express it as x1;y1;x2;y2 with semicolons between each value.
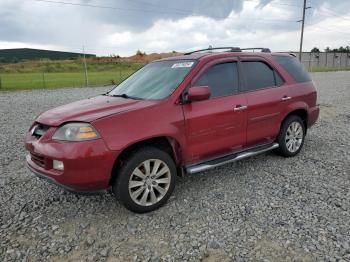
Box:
31;152;45;167
32;124;50;138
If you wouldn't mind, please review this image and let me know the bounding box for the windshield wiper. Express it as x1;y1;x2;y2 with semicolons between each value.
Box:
104;93;142;100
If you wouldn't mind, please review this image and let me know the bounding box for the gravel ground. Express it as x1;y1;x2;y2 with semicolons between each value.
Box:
0;72;349;261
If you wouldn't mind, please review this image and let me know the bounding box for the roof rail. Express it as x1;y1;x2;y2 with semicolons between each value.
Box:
274;51;297;57
240;48;271;53
184;46;241;55
184;46;271;55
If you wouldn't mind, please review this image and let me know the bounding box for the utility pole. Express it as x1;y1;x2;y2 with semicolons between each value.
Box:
298;0;311;61
82;45;89;87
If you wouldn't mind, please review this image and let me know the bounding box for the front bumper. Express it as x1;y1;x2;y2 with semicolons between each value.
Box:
26;162;105;194
25;130;119;192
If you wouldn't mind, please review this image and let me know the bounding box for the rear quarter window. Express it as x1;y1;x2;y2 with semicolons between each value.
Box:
273;55;311;83
241;61;283;92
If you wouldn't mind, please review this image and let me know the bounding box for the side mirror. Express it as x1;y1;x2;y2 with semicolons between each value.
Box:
187;86;211;102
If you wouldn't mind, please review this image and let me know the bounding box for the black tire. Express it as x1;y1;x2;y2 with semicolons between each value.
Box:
276;115;306;157
112;146;176;213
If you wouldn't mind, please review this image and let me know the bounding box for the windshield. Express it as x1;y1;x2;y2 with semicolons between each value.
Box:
109;60;196;100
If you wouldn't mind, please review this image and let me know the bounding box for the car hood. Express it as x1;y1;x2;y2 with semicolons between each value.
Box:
36;95;157;126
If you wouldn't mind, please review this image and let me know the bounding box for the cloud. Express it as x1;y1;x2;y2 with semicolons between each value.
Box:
68;0;245;31
0;0;350;55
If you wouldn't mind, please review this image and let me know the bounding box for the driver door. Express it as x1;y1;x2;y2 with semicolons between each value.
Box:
182;60;247;164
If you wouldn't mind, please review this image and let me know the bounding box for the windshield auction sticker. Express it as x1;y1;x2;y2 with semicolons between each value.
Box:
171;62;194;68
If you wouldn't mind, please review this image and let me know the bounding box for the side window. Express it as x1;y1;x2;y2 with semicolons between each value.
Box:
242;61;279;91
273;55;311;82
275;71;284;86
194;62;239;98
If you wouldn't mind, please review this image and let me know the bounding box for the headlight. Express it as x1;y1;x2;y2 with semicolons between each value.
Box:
52;123;100;141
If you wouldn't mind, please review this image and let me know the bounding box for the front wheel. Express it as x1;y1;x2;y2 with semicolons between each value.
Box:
112;147;176;213
276;115;306;157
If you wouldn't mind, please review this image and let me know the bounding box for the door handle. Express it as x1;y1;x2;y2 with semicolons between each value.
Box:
281;96;292;101
233;105;248;112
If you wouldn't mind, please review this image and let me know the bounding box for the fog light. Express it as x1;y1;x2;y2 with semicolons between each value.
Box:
53;160;64;171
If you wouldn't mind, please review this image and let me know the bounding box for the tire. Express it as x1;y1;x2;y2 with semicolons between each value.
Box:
112;147;176;213
276;115;306;157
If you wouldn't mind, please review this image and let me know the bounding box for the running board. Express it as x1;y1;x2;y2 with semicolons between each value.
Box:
186;143;279;174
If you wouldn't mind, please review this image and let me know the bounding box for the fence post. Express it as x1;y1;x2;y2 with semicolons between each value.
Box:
0;75;2;89
42;72;46;88
82;45;89;87
325;52;328;67
308;52;312;70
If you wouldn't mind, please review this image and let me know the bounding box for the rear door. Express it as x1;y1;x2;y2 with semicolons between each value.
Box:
240;57;291;147
182;59;247;163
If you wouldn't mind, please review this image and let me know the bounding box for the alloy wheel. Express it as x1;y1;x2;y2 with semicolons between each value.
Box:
128;159;171;206
285;121;303;153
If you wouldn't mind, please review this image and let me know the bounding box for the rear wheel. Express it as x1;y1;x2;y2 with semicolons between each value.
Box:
276;115;305;157
112;147;176;213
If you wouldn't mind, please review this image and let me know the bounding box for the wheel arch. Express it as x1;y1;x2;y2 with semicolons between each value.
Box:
109;136;183;185
281;108;308;133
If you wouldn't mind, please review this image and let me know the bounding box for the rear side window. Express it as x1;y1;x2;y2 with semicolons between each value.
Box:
273;55;311;82
275;72;284;86
195;62;239;98
242;61;277;91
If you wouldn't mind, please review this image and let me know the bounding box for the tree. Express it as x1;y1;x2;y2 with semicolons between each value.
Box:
136;50;146;56
11;57;19;63
324;47;331;52
311;47;320;53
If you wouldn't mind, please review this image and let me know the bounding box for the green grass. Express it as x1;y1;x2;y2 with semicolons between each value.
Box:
0;60;144;90
0;71;139;90
1;59;350;91
307;67;350;72
0;60;144;74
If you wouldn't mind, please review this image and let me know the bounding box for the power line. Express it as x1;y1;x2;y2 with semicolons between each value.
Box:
90;0;196;14
248;0;303;8
316;8;350;22
308;1;350;19
32;0;299;22
306;24;350;36
33;0;195;16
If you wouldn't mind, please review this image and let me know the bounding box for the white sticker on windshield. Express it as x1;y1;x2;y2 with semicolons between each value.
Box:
171;62;194;68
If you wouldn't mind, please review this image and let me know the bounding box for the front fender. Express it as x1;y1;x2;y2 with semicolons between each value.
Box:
92;101;187;157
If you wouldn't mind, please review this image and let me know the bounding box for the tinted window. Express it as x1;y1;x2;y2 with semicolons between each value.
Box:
273;55;311;82
275;71;284;86
195;62;239;98
109;60;195;100
242;61;276;91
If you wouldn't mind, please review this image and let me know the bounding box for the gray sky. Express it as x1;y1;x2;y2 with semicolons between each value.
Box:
0;0;349;56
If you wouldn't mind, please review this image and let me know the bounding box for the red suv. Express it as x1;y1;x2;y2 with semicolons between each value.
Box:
25;47;319;213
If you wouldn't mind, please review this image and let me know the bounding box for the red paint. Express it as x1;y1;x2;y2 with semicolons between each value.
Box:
187;86;211;101
25;51;319;191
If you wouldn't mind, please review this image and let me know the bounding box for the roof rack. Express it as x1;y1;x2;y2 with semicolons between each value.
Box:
184;46;240;55
274;51;297;57
240;48;271;53
184;46;271;55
